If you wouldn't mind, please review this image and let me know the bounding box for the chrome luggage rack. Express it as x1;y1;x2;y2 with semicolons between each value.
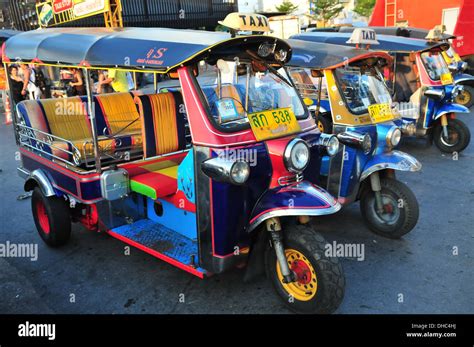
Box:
17;122;143;171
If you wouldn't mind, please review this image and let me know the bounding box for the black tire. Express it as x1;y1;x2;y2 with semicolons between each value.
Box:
454;85;474;109
360;178;419;239
31;187;71;247
433;118;471;153
316;113;333;134
265;225;345;314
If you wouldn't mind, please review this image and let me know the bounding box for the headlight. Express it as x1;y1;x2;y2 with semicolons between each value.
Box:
258;43;276;58
318;134;340;157
230;161;250;184
284;138;310;173
337;131;372;154
274;49;288;62
361;134;372;154
452;85;464;99
201;157;250;185
386;127;402;147
424;88;445;100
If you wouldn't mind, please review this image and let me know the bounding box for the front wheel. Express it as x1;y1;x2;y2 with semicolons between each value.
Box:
454;85;474;108
265;225;345;314
316;113;333;134
31;187;72;247
360;178;419;239
433;118;471;153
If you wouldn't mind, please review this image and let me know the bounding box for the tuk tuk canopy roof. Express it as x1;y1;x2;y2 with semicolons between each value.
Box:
291;32;449;53
338;26;456;41
0;29;21;42
287;39;392;69
3;27;290;72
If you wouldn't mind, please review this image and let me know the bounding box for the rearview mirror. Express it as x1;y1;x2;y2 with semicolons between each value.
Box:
311;69;323;78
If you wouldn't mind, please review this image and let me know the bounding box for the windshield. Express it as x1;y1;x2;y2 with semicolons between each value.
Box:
334;66;393;115
289;68;329;100
196;59;307;132
421;51;450;81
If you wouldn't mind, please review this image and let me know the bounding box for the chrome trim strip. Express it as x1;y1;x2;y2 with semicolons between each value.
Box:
27;169;56;197
360;151;422;182
455;77;474;84
17;167;30;179
247;203;342;233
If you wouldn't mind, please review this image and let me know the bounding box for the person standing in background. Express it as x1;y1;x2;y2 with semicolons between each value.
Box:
68;68;86;96
99;68;130;93
8;65;25;104
19;64;42;100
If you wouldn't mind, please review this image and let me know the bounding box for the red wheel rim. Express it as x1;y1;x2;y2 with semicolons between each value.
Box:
36;199;50;234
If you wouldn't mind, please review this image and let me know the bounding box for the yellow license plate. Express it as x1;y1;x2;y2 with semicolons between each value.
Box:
368;103;394;123
248;108;301;141
440;72;454;85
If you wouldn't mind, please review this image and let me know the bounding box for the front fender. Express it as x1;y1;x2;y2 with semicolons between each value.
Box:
454;73;474;86
434;103;470;120
360;150;421;182
247;181;341;233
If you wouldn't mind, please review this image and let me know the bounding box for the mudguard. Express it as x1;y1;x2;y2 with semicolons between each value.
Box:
247;180;341;233
433;103;470;120
360;150;421;182
23;169;56;197
454;73;474;86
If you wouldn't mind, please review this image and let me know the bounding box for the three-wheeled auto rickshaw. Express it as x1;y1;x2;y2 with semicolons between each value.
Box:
286;36;421;238
291;29;471;154
335;25;474;109
3;21;346;313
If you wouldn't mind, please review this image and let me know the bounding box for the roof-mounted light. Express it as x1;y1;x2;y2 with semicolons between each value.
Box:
218;13;271;33
425;25;446;42
258;43;276;58
346;28;379;48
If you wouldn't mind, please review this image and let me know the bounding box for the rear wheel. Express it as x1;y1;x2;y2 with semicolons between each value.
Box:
454;85;474;108
360;178;419;239
265;225;345;314
31;187;71;247
433;118;471;153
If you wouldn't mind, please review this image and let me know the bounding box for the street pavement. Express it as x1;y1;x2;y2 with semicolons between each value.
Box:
0;105;472;314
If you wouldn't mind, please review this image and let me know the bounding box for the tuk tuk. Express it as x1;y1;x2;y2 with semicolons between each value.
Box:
291;29;471;154
286;37;421;239
3;22;345;313
336;25;474;108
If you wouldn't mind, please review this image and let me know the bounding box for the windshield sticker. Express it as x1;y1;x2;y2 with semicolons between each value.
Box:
216;99;240;123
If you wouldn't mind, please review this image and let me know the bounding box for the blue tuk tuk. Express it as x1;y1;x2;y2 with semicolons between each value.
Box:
291;29;471;154
286;38;421;239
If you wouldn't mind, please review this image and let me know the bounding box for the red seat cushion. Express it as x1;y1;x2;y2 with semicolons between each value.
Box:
130;165;178;200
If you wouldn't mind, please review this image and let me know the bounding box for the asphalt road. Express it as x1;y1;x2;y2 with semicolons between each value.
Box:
0;107;472;314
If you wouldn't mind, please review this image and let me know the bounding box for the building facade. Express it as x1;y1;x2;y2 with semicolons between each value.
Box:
1;0;238;31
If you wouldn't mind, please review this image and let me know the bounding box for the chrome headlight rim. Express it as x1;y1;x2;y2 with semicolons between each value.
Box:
361;133;372;154
336;130;371;154
230;160;250;185
318;133;340;157
386;126;402;148
284;138;310;173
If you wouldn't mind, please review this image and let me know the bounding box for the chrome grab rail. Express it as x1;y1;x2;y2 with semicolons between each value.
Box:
17;123;82;167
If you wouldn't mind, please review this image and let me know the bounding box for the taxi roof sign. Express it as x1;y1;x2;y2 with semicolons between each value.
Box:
218;13;271;33
425;25;446;41
346;28;379;46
